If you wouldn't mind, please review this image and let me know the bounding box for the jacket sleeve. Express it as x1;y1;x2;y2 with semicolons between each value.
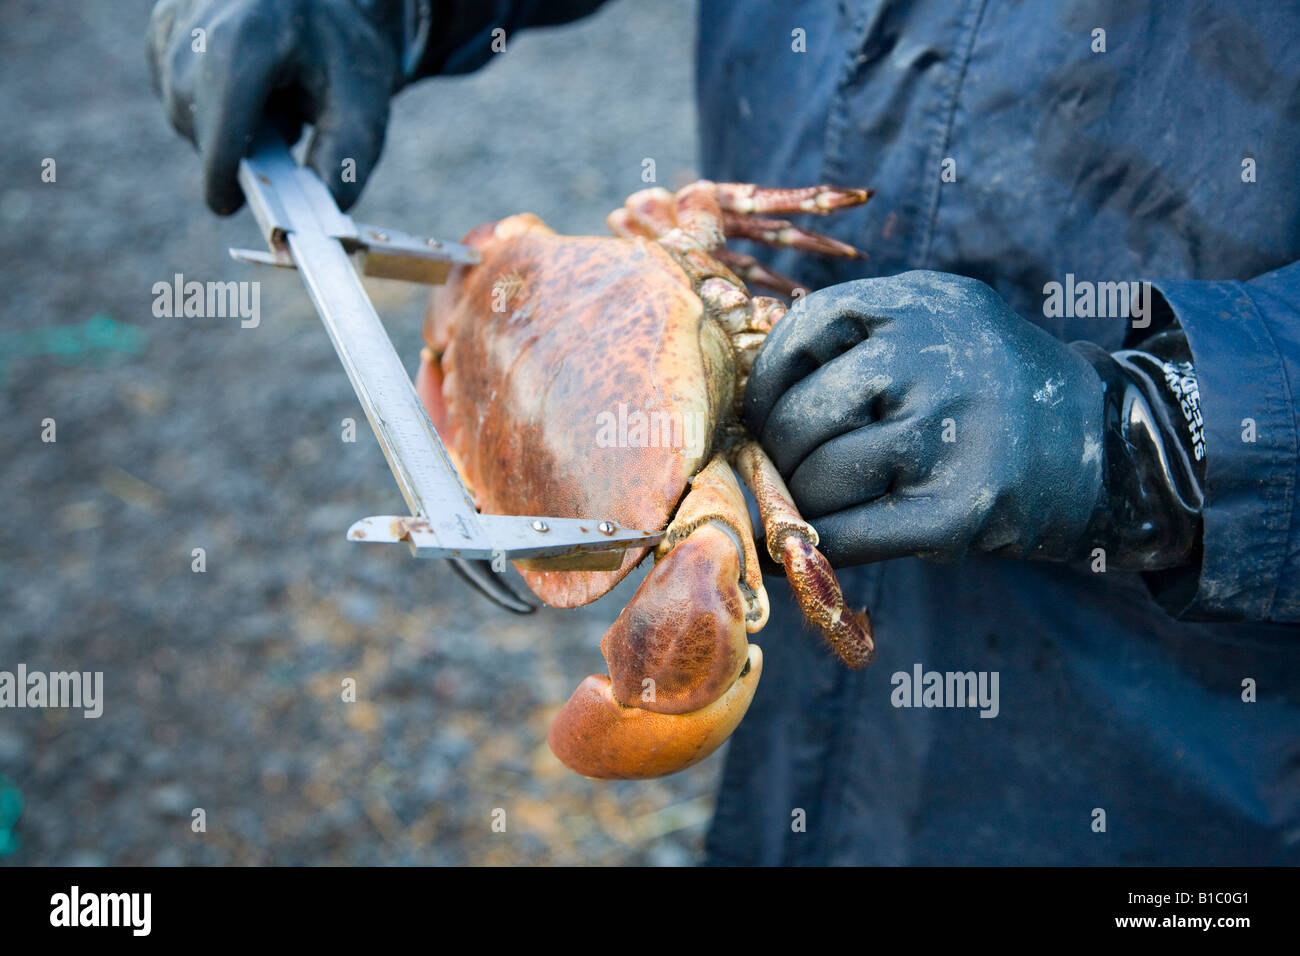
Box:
416;0;610;78
1140;260;1300;623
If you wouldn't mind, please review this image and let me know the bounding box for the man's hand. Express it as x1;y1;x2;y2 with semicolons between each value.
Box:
147;0;405;214
744;271;1106;566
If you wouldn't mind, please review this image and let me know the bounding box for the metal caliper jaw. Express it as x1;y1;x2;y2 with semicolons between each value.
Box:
231;129;662;611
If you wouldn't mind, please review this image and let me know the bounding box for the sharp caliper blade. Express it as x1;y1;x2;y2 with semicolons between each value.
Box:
232;130;663;571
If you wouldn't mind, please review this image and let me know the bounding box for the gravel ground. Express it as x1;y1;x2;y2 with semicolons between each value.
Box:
0;0;715;866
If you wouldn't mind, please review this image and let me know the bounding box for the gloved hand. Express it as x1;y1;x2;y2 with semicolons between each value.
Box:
744;270;1204;570
147;0;411;214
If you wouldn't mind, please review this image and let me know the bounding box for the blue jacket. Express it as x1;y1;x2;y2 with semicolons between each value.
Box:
469;0;1300;863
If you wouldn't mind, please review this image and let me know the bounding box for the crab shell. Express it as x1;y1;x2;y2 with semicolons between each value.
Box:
418;213;740;608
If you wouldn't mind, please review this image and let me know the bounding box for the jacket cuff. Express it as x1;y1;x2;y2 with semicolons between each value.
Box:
1145;274;1299;621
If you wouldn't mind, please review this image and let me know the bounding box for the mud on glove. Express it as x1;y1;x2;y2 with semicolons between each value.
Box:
744;270;1205;572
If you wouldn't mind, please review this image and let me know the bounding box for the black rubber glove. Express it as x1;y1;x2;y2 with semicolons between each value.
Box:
744;270;1205;571
147;0;414;214
147;1;613;214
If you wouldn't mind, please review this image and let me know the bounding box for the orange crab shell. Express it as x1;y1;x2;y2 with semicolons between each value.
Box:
418;213;739;608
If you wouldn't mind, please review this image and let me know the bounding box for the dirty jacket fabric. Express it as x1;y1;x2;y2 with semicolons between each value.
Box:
468;0;1300;864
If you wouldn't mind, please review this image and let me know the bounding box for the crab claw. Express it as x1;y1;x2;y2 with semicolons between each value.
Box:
548;456;768;779
549;645;762;780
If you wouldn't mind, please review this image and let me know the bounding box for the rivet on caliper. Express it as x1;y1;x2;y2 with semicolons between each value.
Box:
531;520;549;533
598;521;616;535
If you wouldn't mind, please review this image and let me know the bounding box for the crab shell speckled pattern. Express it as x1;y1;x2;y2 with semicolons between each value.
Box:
418;213;737;608
415;182;876;780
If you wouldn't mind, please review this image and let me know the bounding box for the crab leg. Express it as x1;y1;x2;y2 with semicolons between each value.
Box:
714;183;873;216
730;440;875;670
606;187;678;239
713;249;803;297
605;207;657;240
721;212;865;259
607;182;872;268
548;455;769;779
664;182;728;253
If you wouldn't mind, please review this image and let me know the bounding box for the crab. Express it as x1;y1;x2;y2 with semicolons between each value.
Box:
415;180;876;779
